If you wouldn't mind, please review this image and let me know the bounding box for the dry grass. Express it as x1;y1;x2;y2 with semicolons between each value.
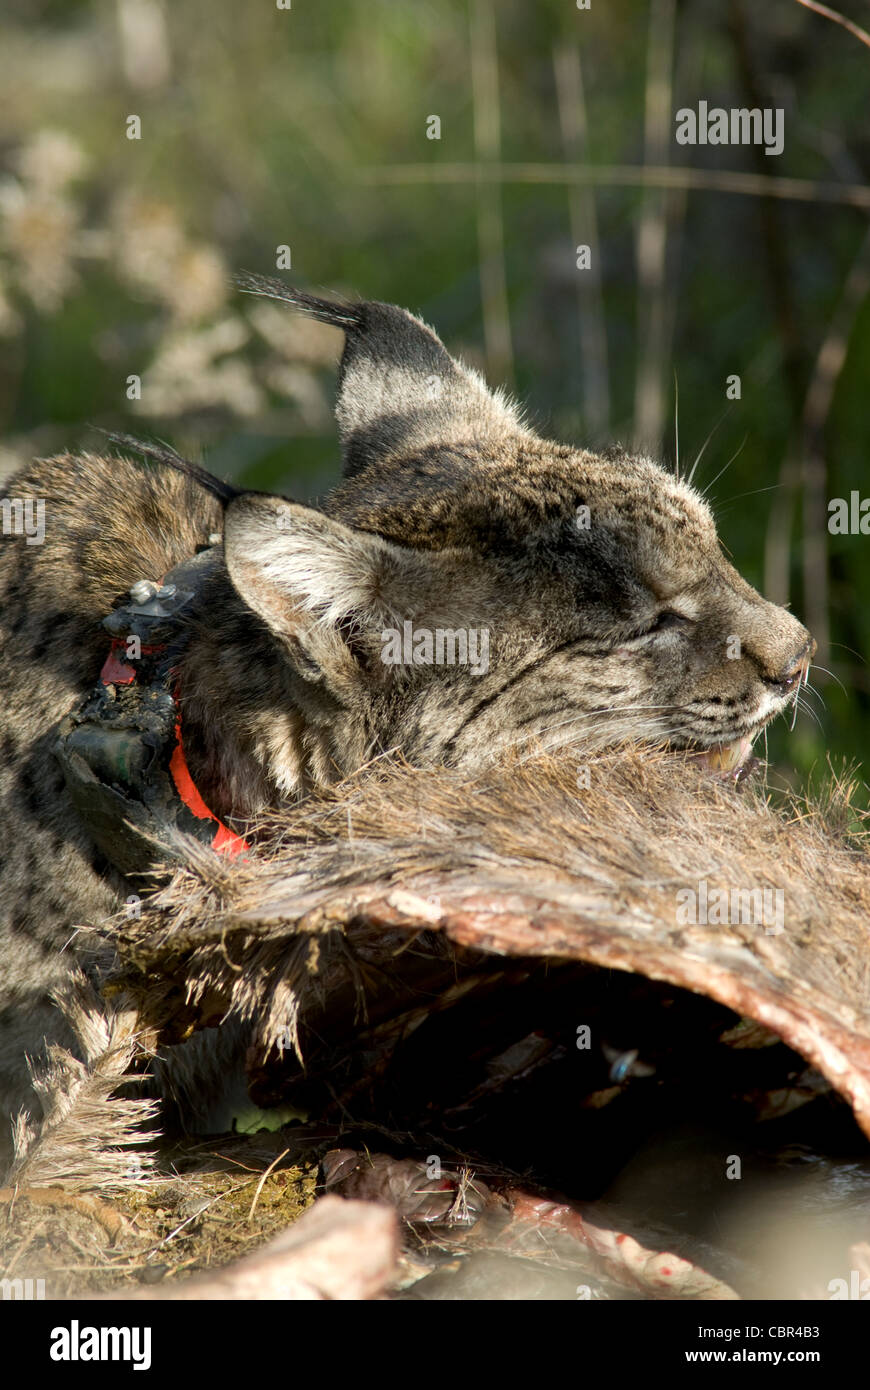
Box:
0;1135;316;1299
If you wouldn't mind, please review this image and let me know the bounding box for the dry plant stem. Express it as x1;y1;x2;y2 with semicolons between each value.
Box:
793;0;870;52
765;222;870;635
729;0;805;612
470;0;514;388
361;162;870;211
799;221;870;669
553;42;610;438
247;1147;291;1222
633;0;676;452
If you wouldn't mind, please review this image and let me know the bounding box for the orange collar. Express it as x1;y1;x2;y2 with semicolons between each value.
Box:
100;637;248;858
168;710;249;857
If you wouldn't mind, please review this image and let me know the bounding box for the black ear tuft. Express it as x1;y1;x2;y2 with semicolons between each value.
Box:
236;274;529;479
235;273;363;330
101;431;242;505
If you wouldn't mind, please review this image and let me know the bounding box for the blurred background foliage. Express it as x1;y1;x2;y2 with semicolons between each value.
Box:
1;0;869;787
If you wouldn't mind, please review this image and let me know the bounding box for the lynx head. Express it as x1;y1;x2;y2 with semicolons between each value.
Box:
212;277;813;795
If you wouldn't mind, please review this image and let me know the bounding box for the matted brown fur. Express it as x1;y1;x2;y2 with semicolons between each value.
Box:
113;747;870;1135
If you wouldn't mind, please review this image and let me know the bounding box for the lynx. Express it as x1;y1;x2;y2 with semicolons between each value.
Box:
0;276;813;1140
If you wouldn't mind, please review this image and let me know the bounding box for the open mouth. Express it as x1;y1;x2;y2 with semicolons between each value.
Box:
689;735;759;783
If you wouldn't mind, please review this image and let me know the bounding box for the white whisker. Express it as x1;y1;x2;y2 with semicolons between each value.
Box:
811;664;848;697
674;370;680;482
686;408;730;489
701;434;749;502
801;681;827;709
790;695;823;734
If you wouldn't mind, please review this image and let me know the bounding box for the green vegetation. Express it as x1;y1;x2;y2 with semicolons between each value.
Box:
1;0;867;784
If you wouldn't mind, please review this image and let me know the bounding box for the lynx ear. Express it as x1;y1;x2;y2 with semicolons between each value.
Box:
223;493;427;684
236;274;528;476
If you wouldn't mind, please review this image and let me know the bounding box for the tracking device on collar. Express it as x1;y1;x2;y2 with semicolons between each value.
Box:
54;545;248;880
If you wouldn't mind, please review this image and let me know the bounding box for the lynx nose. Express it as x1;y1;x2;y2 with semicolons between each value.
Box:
770;638;816;692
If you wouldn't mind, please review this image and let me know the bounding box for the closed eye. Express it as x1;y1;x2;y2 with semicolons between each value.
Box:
631;609;693;640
